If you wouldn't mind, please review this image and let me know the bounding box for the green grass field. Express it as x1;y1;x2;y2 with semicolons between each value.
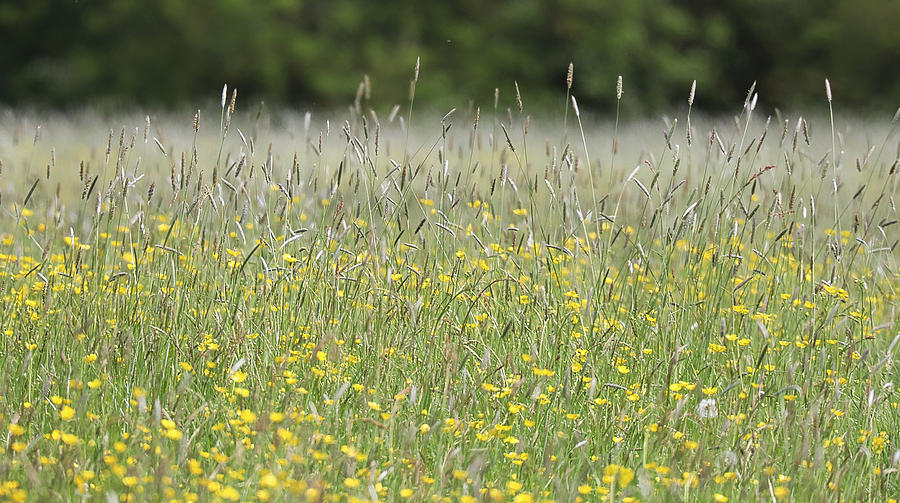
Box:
1;80;899;502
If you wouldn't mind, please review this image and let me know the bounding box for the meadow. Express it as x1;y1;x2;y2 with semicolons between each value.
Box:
0;75;899;502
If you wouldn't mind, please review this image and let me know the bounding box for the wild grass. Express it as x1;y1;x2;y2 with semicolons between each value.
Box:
0;71;899;503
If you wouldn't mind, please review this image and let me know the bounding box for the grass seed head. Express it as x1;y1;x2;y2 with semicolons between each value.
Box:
515;81;523;112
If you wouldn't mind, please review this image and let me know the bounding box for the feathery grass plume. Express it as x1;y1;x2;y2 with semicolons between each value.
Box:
563;63;574;140
153;138;167;157
402;57;421;178
372;121;380;157
754;116;770;154
686;80;696;146
734;88;758;178
354;81;364;112
409;56;420;102
441;108;456;124
825;77;839;236
569;92;597;265
105;129;112;163
499;122;515;152
743;81;757;109
515;81;523;112
613;75;623;158
664;118;678;149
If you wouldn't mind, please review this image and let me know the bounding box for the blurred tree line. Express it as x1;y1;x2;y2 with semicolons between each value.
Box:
1;0;898;113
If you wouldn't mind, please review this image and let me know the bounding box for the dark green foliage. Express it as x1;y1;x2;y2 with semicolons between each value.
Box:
0;0;898;111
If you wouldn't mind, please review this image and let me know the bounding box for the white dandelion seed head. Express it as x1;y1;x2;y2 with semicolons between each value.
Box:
697;398;718;419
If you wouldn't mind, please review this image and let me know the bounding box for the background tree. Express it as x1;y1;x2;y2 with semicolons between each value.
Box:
0;0;897;112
